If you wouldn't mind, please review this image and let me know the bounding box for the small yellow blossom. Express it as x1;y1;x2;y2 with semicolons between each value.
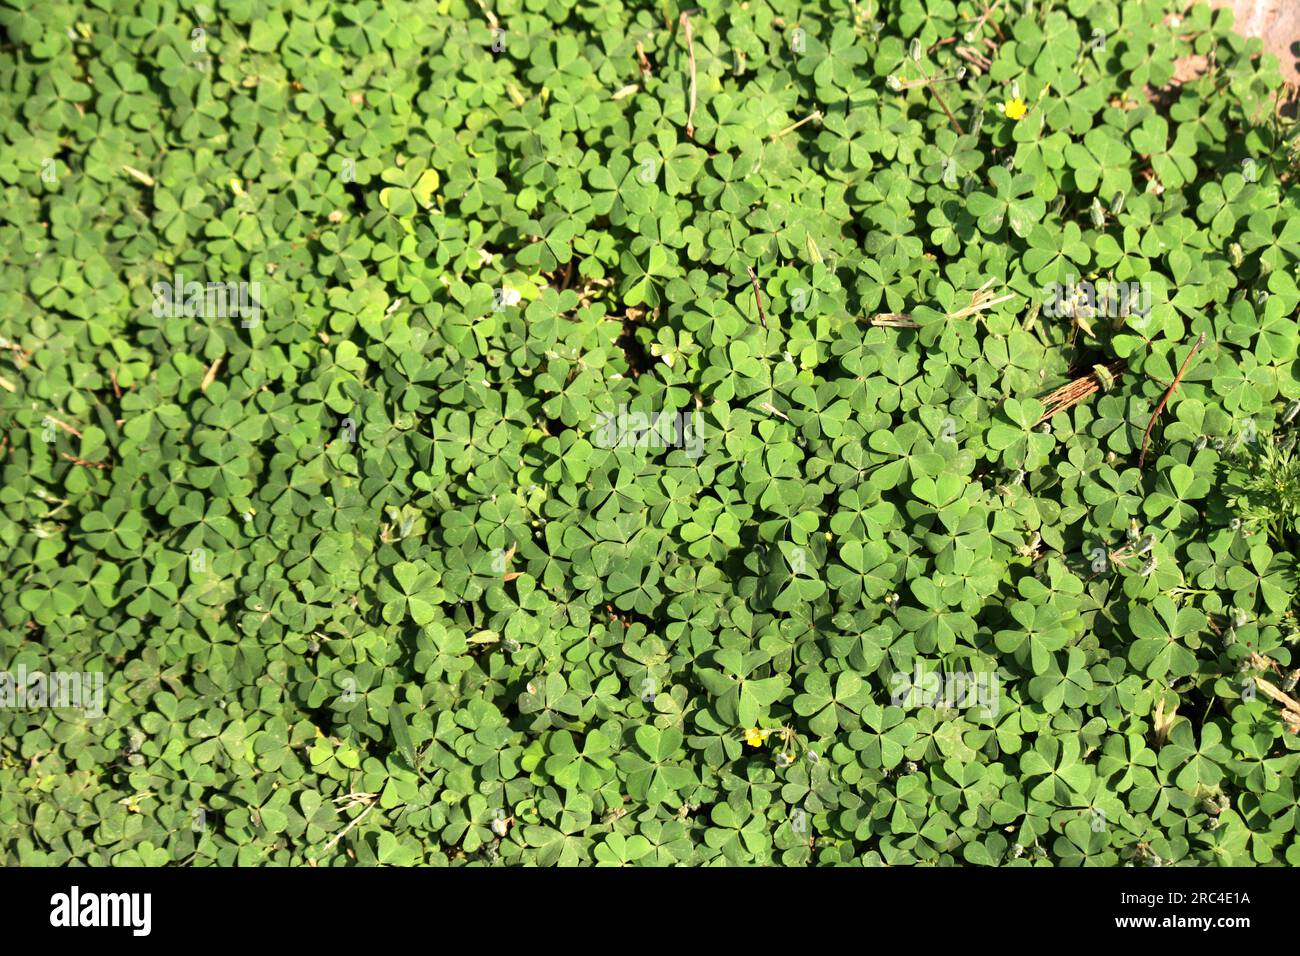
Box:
1003;97;1028;121
744;727;771;747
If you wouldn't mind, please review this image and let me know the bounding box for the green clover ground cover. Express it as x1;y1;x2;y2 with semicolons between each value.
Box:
3;0;1300;867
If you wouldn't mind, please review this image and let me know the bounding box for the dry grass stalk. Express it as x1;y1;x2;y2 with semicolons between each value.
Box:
947;278;1016;321
201;356;223;393
868;313;920;328
680;12;697;138
868;279;1014;329
1035;361;1125;425
956;46;992;72
47;416;83;439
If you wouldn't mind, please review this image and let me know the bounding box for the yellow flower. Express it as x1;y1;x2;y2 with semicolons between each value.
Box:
744;727;770;747
1003;97;1028;121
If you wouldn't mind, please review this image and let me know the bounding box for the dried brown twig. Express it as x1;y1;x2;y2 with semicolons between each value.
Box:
746;265;767;330
61;453;110;470
1138;333;1206;469
910;57;964;135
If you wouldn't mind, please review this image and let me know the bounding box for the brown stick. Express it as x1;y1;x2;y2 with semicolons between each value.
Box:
912;57;964;135
61;453;110;470
680;12;697;138
928;83;964;135
746;265;767;329
1138;333;1206;469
